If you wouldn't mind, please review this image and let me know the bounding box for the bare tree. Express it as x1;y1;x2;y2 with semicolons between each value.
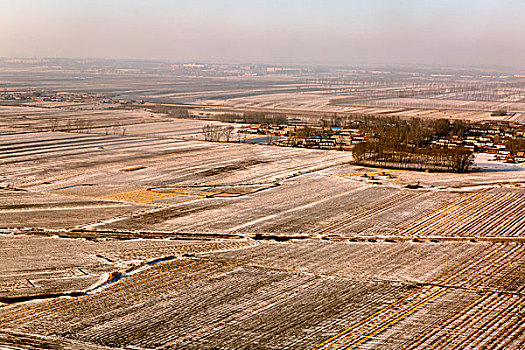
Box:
223;125;235;142
75;119;82;133
112;124;121;135
50;118;59;131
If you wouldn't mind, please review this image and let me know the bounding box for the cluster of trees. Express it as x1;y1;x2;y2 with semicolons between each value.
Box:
353;136;474;173
47;118;128;135
67;119;94;133
148;105;189;118
491;109;508;117
202;124;235;142
50;118;94;133
314;114;469;138
105;124;127;136
351;116;475;172
506;138;525;155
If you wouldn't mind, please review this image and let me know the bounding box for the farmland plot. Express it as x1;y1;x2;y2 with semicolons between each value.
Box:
0;235;114;301
0;131;350;190
202;240;488;283
0;188;148;229
97;170;456;235
3;239;524;350
398;188;525;237
0;234;257;301
0;105;167;132
312;242;525;350
2;83;525;349
0;256;412;350
89;119;241;141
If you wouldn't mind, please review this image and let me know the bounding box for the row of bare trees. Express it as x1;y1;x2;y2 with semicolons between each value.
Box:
148;105;189;118
48;118;127;135
215;111;288;124
50;118;94;133
202;125;235;142
351;116;474;172
353;140;474;173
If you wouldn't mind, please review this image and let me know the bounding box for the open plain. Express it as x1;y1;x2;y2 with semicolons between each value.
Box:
1;61;525;349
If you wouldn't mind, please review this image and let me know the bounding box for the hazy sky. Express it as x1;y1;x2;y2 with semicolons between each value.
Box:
1;0;524;68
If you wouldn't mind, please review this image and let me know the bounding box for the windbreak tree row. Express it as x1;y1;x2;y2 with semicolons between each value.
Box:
353;138;474;173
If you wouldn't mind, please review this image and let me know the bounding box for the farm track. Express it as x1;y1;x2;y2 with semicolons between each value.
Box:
97;239;258;261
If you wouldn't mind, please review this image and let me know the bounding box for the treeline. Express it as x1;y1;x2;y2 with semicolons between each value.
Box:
202;124;235;142
353;141;474;172
212;111;472;140
47;118;127;136
147;105;189;118
215;112;287;124
328;114;470;137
